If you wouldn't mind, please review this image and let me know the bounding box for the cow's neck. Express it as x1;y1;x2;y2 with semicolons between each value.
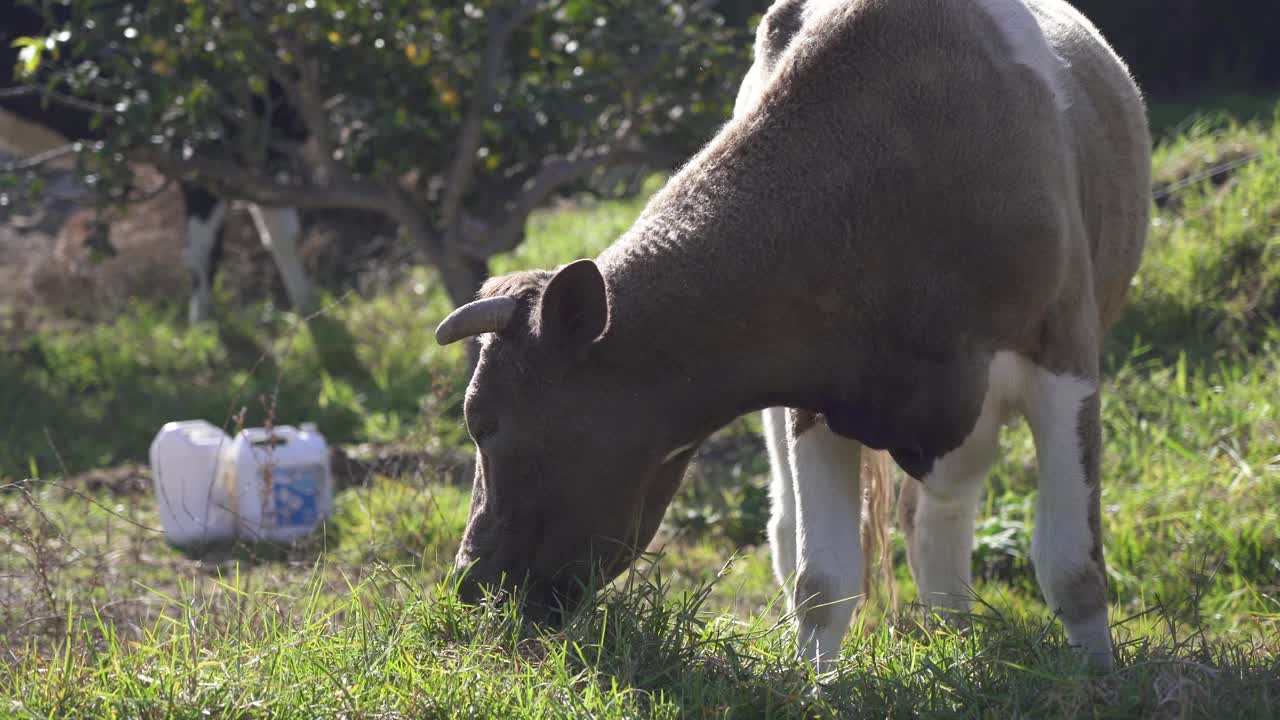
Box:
594;138;872;444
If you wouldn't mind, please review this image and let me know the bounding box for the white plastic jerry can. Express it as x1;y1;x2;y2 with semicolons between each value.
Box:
150;421;334;546
221;423;334;542
149;420;237;546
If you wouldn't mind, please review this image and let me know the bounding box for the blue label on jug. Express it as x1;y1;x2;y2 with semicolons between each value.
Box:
269;464;324;528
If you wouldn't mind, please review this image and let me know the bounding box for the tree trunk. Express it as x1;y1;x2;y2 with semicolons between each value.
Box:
439;249;489;309
390;202;492;376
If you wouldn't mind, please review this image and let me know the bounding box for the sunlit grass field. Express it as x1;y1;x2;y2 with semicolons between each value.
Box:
2;108;1279;717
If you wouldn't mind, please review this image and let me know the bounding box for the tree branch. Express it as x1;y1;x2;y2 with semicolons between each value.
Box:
229;0;336;181
133;146;444;264
0;143;78;172
462;141;673;260
134;148;358;207
0;85;117;116
439;0;540;236
294;57;340;182
450;0;713;261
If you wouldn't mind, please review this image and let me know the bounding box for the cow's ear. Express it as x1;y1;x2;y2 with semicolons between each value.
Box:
538;259;609;351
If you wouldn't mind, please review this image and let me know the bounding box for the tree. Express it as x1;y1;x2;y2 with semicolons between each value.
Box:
9;0;745;308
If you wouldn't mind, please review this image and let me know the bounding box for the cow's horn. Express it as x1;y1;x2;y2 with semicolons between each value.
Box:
435;296;518;345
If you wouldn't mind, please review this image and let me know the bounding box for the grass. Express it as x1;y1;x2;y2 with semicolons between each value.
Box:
1147;89;1280;140
2;102;1280;717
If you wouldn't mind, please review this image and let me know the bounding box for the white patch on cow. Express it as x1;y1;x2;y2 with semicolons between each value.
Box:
911;352;1027;611
762;407;798;603
789;420;863;667
249;206;316;315
660;441;698;465
1022;363;1112;664
975;0;1073;111
902;352;1110;664
184;201;228;324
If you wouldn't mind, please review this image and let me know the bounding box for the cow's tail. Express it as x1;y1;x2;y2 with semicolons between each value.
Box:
860;448;897;613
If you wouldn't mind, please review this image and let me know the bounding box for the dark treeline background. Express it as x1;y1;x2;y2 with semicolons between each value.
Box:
720;0;1280;99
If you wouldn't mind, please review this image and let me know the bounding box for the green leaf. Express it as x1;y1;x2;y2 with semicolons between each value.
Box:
11;37;45;77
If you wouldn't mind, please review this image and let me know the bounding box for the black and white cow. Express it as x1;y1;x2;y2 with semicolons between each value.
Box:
1;3;316;323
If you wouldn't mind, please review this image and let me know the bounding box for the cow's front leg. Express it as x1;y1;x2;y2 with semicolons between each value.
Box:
787;410;864;669
901;444;991;619
1024;367;1113;671
183;195;227;325
249;205;318;316
900;355;1008;620
762;407;798;609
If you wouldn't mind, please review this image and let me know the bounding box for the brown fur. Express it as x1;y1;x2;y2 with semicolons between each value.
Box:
478;269;553;301
1077;391;1104;569
443;0;1149;634
594;0;1148;463
1059;565;1108;623
758;0;807;75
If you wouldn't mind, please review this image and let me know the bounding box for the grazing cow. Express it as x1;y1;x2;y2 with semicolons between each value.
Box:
435;0;1150;672
1;3;316;323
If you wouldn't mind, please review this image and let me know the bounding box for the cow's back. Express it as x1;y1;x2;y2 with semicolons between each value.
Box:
1028;0;1150;331
734;0;1149;340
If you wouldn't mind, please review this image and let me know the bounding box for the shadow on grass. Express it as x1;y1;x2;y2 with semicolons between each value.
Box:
168;518;353;568
1105;292;1280;376
434;557;1280;719
305;313;381;400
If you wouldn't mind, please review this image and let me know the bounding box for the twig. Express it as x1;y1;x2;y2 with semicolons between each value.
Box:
1152;152;1266;201
0;85;117;115
465;143;668;259
0;143;78;172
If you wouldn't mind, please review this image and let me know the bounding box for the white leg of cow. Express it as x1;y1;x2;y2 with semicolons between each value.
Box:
249;205;318;316
788;412;863;669
184;202;228;324
905;353;1017;616
762;407;798;608
1023;366;1114;670
905;455;990;617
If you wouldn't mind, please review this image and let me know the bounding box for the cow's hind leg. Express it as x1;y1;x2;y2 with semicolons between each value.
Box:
183;187;227;324
763;407;798;608
787;410;863;668
249;205;318;316
1023;364;1113;670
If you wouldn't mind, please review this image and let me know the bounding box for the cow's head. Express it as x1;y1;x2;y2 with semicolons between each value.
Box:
435;259;696;615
